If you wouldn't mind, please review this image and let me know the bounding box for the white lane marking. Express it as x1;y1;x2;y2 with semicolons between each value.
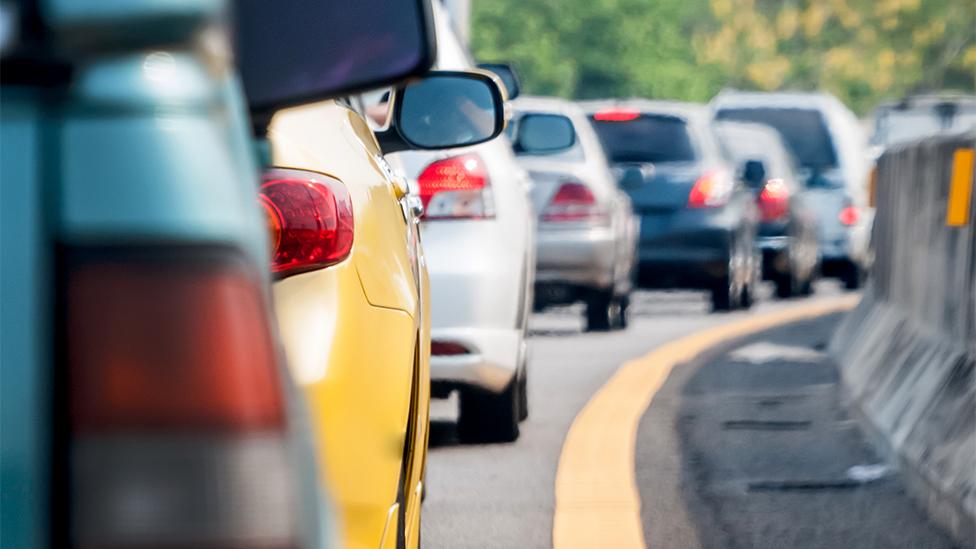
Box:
729;341;825;364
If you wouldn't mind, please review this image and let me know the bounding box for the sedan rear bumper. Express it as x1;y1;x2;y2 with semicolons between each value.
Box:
630;203;743;289
636;256;729;289
534;225;615;289
429;326;523;394
759;236;790;279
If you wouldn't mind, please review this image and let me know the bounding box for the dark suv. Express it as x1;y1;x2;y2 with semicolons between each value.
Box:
582;100;760;311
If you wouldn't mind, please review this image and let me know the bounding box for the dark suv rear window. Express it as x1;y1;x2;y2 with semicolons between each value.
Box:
589;115;697;163
715;107;838;169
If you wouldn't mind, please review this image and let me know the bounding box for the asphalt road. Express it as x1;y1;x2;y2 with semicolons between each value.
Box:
420;284;957;548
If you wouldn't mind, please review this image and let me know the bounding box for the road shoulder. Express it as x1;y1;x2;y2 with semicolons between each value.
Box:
638;314;959;549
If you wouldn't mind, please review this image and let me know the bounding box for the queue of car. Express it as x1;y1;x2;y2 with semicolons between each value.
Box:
712;121;820;298
1;0;888;547
712;91;873;290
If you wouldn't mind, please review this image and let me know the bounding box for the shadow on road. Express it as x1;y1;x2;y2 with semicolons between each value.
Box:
429;419;460;448
527;291;714;337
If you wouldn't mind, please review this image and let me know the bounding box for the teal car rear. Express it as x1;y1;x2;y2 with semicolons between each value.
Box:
1;1;332;547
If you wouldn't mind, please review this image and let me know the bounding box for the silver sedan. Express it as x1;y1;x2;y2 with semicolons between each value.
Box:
511;96;639;330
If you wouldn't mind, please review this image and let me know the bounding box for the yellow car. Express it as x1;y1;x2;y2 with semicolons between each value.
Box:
259;73;506;549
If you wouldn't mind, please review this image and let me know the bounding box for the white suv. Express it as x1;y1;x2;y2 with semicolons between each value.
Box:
385;3;535;442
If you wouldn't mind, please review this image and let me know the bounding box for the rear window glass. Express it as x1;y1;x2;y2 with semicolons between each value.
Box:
589;115;697;163
715;108;838;170
715;128;790;179
872;105;976;147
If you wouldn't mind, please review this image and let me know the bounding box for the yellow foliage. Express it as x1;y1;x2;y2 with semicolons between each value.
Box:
832;0;861;29
748;25;777;52
745;56;790;90
877;49;897;71
871;50;897;92
802;3;828;37
777;7;799;39
963;46;976;69
875;0;921;18
824;47;863;80
702;26;738;65
711;0;733;19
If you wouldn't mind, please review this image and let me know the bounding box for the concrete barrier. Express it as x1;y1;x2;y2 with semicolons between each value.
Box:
830;131;975;545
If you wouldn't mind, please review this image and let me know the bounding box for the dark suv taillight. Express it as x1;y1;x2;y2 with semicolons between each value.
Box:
687;170;733;208
62;246;299;549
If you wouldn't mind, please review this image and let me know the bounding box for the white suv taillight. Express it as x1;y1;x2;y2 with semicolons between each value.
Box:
417;153;495;220
758;178;790;222
541;181;608;225
62;247;300;549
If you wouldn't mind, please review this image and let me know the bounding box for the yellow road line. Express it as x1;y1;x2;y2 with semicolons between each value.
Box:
947;147;974;227
552;296;859;549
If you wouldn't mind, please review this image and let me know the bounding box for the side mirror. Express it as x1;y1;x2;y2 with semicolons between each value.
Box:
236;0;436;116
514;113;575;154
377;71;506;154
476;62;522;99
741;159;767;189
618;166;646;190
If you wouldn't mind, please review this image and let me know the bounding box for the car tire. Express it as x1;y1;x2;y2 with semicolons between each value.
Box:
741;248;760;309
711;259;738;312
584;290;615;332
617;293;630;329
843;262;863;290
774;270;796;298
458;380;520;443
740;280;755;309
799;275;815;296
517;361;529;422
711;281;733;311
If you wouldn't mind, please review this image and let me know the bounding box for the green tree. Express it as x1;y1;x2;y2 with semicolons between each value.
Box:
469;0;976;114
469;0;723;101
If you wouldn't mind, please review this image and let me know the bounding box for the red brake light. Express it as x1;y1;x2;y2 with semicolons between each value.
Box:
417;154;494;220
541;181;607;223
593;109;641;122
758;178;790;222
64;247;300;549
839;205;860;226
688;170;733;208
260;169;354;277
68;252;284;432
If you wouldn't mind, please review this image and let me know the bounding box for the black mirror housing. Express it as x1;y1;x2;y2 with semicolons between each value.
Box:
377;70;507;154
476;62;522;99
618;166;647;190
741;159;767;188
236;0;436;119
